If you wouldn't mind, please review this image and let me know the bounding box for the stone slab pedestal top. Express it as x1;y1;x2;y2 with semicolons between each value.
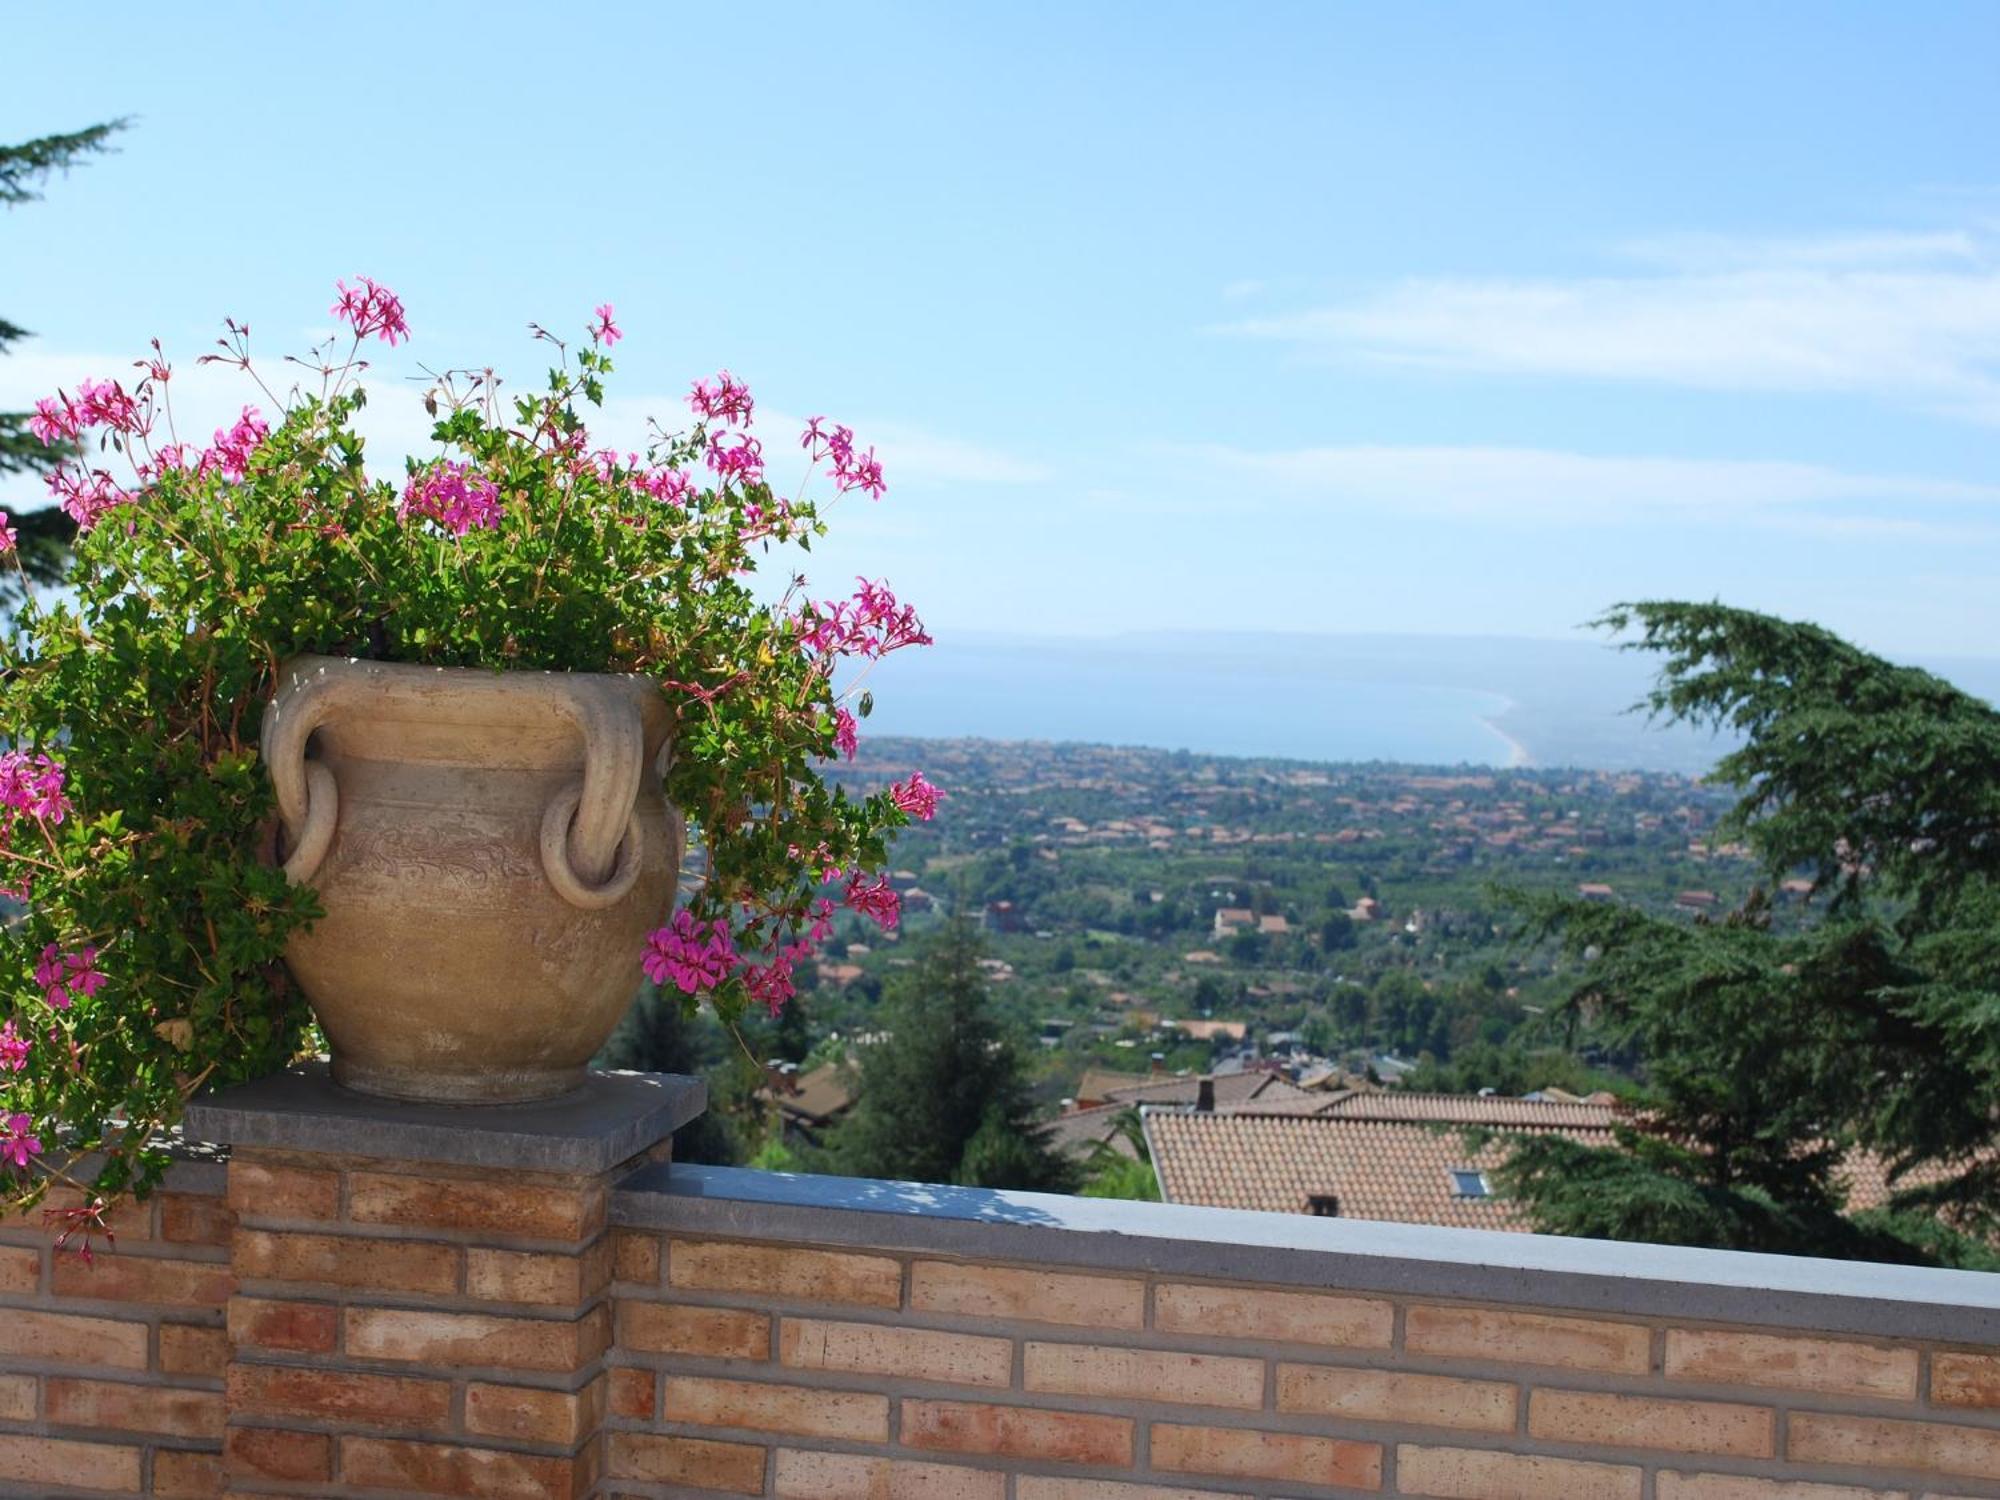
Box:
184;1060;706;1174
184;1063;700;1499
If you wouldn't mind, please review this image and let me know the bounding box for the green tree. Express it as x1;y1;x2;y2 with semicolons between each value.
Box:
597;988;743;1166
1319;910;1357;951
831;917;1079;1192
1494;603;2000;1268
1;123;130;595
1080;1109;1162;1202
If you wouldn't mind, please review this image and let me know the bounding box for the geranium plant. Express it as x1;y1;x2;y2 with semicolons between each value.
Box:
0;281;937;1231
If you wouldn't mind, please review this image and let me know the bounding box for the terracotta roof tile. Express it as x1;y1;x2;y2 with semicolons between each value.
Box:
1145;1107;1611;1227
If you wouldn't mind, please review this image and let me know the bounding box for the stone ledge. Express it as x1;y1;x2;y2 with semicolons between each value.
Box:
616;1162;2000;1346
186;1062;704;1175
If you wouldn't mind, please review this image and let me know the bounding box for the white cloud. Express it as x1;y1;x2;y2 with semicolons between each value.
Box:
1225;228;2000;423
1172;441;2000;537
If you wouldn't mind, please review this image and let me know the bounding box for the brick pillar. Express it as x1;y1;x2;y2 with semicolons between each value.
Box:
184;1064;702;1499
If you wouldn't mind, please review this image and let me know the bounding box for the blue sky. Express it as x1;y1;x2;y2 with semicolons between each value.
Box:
5;2;2000;658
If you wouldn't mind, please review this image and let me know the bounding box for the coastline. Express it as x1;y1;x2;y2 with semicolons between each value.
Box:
1479;697;1533;768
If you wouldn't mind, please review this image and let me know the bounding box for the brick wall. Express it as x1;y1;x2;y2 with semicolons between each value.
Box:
2;1100;1999;1498
0;1160;229;1496
601;1222;2000;1499
220;1146;615;1498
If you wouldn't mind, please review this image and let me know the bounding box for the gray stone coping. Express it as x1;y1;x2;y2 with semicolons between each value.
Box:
617;1163;2000;1345
185;1062;706;1175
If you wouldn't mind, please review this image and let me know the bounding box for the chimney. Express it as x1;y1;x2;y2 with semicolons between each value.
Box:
1149;1052;1166;1077
1196;1077;1215;1112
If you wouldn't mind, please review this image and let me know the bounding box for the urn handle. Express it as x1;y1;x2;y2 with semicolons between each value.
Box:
540;687;648;910
262;662;346;885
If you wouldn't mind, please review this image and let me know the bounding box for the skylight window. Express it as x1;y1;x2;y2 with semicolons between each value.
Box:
1450;1169;1492;1199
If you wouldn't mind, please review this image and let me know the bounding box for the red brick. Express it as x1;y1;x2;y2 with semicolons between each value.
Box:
0;1308;148;1370
159;1322;230;1378
1665;1329;1918;1400
227;1363;452;1431
227;1159;340;1220
609;1367;655;1419
1398;1443;1639;1500
0;1434;142;1492
225;1426;331;1484
45;1377;221;1439
1933;1352;2000;1410
233;1228;460;1294
669;1238;901;1307
1405;1304;1650;1374
340;1435;595;1499
1530;1389;1775;1459
612;1230;660;1284
1152;1423;1380;1488
902;1399;1132;1466
619;1300;769;1360
910;1261;1143;1328
1277;1364;1515;1433
226;1296;337;1354
1025;1341;1263;1407
0;1244;38;1293
1788;1412;2000;1479
1016;1483;1251;1500
0;1375;32;1422
784;1318;1009;1388
607;1432;763;1493
1656;1475;1898;1499
1155;1281;1393;1349
151;1448;224;1498
774;1449;1007;1499
344;1304;608;1372
466;1242;608;1305
51;1251;230;1309
159;1192;234;1247
465;1376;604;1446
347;1171;605;1240
666;1375;889;1441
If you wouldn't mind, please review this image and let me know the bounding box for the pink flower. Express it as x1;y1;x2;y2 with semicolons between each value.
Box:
634;465;693;507
45;464;127;531
844;873;901;932
742;955;797;1016
0;1115;40;1171
196;406;269;484
0;751;70;824
401;460;502;536
75;378;140;435
642;910;739;995
35;946;102;1010
331;276;410;346
689;371;755;427
890;771;943;821
591;303;622;346
832;707;858;760
834;445;886;500
0;512;16;555
28;395;78;447
704;432;764;487
0;1022;28;1073
796;578;932;661
802;418;886;499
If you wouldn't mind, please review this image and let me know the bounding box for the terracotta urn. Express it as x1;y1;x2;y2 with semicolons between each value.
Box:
261;655;680;1103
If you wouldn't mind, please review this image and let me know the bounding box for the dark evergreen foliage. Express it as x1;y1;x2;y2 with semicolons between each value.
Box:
831;916;1079;1192
1;121;127;600
1493;603;2000;1267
